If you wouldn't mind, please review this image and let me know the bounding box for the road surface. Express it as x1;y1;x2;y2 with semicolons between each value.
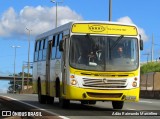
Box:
0;94;160;119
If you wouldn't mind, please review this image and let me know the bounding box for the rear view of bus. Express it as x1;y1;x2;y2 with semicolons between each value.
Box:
33;21;143;109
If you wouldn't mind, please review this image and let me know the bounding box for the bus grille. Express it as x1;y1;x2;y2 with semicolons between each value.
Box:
87;92;123;98
83;78;127;88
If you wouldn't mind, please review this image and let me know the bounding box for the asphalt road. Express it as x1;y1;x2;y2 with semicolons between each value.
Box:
0;94;160;119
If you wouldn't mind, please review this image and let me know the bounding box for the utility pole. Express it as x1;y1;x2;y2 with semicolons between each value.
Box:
12;46;21;93
151;34;154;62
26;28;32;89
51;0;63;28
109;0;112;21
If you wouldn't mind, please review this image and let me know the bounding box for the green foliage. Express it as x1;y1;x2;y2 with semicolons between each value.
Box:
140;62;160;74
7;72;32;93
18;72;32;77
9;72;32;77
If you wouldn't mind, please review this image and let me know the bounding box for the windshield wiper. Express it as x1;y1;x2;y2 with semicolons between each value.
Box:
85;33;92;40
110;35;124;50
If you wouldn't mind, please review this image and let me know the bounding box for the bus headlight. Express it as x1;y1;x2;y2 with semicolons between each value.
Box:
71;79;77;85
132;81;137;87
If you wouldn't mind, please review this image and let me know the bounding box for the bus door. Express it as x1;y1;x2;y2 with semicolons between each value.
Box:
46;40;52;96
61;38;68;95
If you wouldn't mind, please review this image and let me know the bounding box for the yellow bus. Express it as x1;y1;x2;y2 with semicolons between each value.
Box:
33;21;143;109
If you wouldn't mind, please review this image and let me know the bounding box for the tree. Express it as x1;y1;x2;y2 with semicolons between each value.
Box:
7;72;32;93
140;62;160;74
18;72;32;77
7;81;21;93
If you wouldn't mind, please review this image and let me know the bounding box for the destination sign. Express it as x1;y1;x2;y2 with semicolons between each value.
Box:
72;23;138;36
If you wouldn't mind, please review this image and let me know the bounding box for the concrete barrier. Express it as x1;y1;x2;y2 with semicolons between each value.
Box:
140;72;160;99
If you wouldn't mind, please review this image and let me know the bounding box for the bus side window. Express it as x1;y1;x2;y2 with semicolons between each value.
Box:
55;34;59;58
34;41;39;61
56;33;63;58
43;38;48;60
52;35;56;59
39;40;43;61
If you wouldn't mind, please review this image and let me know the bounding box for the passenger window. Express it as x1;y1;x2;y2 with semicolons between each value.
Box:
38;40;43;61
34;41;39;61
52;36;56;47
40;40;44;50
55;35;59;46
36;41;39;51
56;33;63;58
44;38;48;49
52;36;56;59
43;38;47;60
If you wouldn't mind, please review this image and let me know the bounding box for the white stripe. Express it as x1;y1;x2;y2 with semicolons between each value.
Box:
0;95;70;119
126;108;136;110
139;100;153;103
59;116;70;119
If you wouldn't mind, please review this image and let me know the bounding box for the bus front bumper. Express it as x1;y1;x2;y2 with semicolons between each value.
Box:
65;85;139;102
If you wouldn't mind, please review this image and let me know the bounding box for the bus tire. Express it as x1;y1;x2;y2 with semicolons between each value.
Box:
112;101;124;109
46;96;54;104
56;78;60;97
59;98;70;108
38;80;46;104
81;100;89;105
88;101;96;105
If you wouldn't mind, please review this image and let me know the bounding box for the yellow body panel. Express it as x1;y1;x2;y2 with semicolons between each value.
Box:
70;67;139;78
33;80;57;97
32;81;37;93
41;81;46;95
49;81;56;97
65;85;139;102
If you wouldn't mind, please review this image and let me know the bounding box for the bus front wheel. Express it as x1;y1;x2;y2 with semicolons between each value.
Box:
81;100;96;105
112;101;124;109
59;98;70;108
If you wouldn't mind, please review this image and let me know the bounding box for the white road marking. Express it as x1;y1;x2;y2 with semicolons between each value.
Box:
0;95;70;119
139;100;153;103
126;108;136;110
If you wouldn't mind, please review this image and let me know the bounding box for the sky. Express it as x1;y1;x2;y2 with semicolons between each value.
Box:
0;0;160;92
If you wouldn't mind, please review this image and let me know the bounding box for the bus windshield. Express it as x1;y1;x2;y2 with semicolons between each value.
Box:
69;35;138;71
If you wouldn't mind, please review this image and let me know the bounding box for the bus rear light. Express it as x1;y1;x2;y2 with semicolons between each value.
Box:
71;79;77;85
132;81;137;87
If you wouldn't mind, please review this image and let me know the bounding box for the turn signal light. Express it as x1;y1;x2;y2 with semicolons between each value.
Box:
134;77;138;81
70;75;75;78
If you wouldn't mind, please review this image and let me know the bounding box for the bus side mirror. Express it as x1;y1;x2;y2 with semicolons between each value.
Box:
59;40;64;52
140;39;143;50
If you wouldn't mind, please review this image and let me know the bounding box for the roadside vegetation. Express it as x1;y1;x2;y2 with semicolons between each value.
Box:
140;62;160;74
7;72;32;93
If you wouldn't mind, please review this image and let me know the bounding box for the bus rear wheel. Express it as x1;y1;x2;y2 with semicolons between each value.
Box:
38;81;46;104
46;96;54;104
112;101;124;109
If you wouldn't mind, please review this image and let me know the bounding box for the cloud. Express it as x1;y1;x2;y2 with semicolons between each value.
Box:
117;16;148;41
0;6;83;38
